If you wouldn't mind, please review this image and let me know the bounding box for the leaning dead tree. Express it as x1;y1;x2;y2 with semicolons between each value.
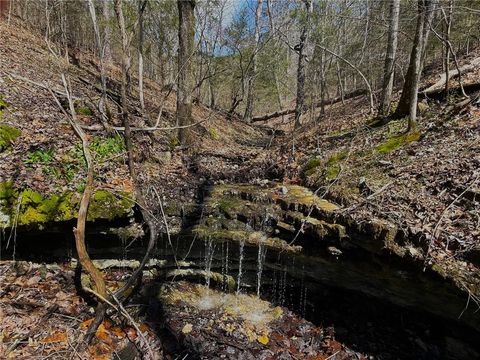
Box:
50;75;108;345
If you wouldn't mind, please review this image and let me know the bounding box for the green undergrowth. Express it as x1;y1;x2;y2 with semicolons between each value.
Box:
23;135;125;181
0;183;134;229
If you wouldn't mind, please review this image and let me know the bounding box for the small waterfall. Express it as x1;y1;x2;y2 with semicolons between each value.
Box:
256;241;267;297
204;238;215;288
223;241;229;291
300;265;307;317
236;239;245;295
279;264;287;305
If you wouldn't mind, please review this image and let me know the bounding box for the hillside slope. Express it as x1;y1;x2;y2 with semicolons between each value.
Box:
0;19;273;228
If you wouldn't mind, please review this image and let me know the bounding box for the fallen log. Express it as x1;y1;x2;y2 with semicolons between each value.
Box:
422;56;480;95
251;89;366;122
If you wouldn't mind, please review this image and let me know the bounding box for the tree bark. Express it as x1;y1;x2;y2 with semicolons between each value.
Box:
380;0;401;115
243;0;263;122
394;0;437;126
138;0;147;113
294;0;312;129
102;0;112;64
177;0;196;145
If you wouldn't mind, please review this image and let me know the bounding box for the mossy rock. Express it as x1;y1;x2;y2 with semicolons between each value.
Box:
193;224;302;253
0;187;134;229
0;124;21;152
376;130;421;154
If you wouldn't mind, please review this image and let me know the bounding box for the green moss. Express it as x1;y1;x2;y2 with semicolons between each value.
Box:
0;181;15;200
303;157;321;177
326;150;348;165
0;124;21;152
376;130;421;154
76;106;93;116
0;96;7;117
169;136;180;150
209;127;218;140
88;190;134;221
0;187;134;228
324;150;348;181
218;196;242;213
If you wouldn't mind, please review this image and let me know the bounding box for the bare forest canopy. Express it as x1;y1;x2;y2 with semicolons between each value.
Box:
4;0;480;127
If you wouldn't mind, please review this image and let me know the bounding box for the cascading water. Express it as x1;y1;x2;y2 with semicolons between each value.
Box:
236;240;245;295
204;238;215;289
256;241;267;297
223;241;229;292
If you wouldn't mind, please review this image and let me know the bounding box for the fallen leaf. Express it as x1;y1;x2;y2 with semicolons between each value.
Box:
40;331;67;344
80;318;94;329
182;323;193;334
26;275;41;286
258;334;269;345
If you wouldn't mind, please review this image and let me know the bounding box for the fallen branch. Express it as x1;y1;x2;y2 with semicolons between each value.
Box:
3;71;78;99
252;89;366;122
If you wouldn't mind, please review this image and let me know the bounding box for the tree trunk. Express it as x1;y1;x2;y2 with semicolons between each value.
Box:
243;0;263;122
266;0;284;118
393;0;436;126
86;0;110;131
102;0;112;64
380;0;401;115
444;0;452;98
177;0;196;145
138;0;147;113
294;0;312;129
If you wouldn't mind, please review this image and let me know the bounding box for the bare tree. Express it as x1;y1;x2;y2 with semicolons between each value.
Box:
380;0;401;115
393;0;437;130
177;0;196;145
138;0;147;113
86;0;111;131
294;0;313;129
243;0;263;122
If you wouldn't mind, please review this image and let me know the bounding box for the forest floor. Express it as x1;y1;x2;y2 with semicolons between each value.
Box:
1;17;480;359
